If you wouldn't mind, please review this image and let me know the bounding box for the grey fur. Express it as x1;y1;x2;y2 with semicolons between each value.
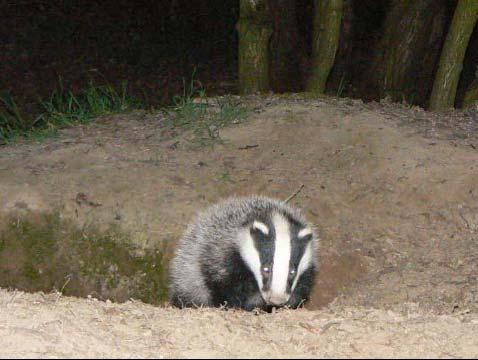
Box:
168;195;319;308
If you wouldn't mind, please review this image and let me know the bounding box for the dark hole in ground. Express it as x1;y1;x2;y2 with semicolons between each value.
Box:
0;211;171;305
0;210;364;310
307;252;366;309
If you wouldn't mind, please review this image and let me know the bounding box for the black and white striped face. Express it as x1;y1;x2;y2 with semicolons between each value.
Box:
239;212;314;307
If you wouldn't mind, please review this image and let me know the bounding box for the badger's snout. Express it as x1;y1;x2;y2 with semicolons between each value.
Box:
264;292;290;306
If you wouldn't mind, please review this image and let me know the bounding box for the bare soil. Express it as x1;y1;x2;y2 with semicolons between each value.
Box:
1;289;478;358
1;95;478;357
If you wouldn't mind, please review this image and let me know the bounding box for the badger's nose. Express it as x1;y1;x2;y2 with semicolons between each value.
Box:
266;293;290;306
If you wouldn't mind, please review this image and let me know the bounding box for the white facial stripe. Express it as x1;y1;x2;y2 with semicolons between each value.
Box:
238;229;263;290
252;221;269;235
291;241;313;292
270;213;291;297
298;227;312;238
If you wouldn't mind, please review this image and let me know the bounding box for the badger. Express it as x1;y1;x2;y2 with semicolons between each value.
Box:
168;196;319;311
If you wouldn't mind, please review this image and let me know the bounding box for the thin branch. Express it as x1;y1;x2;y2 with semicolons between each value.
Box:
284;184;305;204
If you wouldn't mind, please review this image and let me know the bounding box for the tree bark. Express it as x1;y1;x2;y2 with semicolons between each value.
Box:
462;67;478;108
306;0;343;94
268;0;303;92
236;0;273;95
326;0;354;97
369;0;446;104
429;0;478;111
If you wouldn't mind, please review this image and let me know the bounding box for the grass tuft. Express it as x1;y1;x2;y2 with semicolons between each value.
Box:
0;93;44;143
0;79;139;144
164;72;248;146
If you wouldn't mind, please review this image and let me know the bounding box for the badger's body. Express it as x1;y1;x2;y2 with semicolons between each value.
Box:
168;196;319;311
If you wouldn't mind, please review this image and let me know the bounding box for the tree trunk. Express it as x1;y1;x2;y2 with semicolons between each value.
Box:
429;0;478;111
306;0;343;94
462;67;478;108
236;0;273;95
370;0;447;104
326;0;354;97
268;0;303;92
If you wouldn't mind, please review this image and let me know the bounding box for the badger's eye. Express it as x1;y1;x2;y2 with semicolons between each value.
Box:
261;266;272;278
289;268;296;276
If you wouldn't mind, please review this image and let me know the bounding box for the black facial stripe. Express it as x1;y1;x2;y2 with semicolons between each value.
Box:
201;248;265;309
287;223;312;293
249;216;275;291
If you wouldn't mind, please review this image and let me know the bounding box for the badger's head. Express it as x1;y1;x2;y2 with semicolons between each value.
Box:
238;211;316;307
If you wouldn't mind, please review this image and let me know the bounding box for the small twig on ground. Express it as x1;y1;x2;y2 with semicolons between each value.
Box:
458;210;471;230
238;144;259;150
284;184;305;204
54;275;72;303
320;321;341;333
60;276;71;294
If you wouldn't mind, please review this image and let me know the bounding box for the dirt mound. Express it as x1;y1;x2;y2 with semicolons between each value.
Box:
1;95;477;312
0;95;477;356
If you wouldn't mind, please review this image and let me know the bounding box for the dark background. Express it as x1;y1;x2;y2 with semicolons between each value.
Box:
1;0;477;117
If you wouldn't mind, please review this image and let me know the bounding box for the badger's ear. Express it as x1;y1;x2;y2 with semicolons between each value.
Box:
251;221;269;236
298;227;313;242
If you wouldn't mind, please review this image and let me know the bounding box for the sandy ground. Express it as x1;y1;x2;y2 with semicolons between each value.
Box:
1;94;478;357
1;289;478;358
